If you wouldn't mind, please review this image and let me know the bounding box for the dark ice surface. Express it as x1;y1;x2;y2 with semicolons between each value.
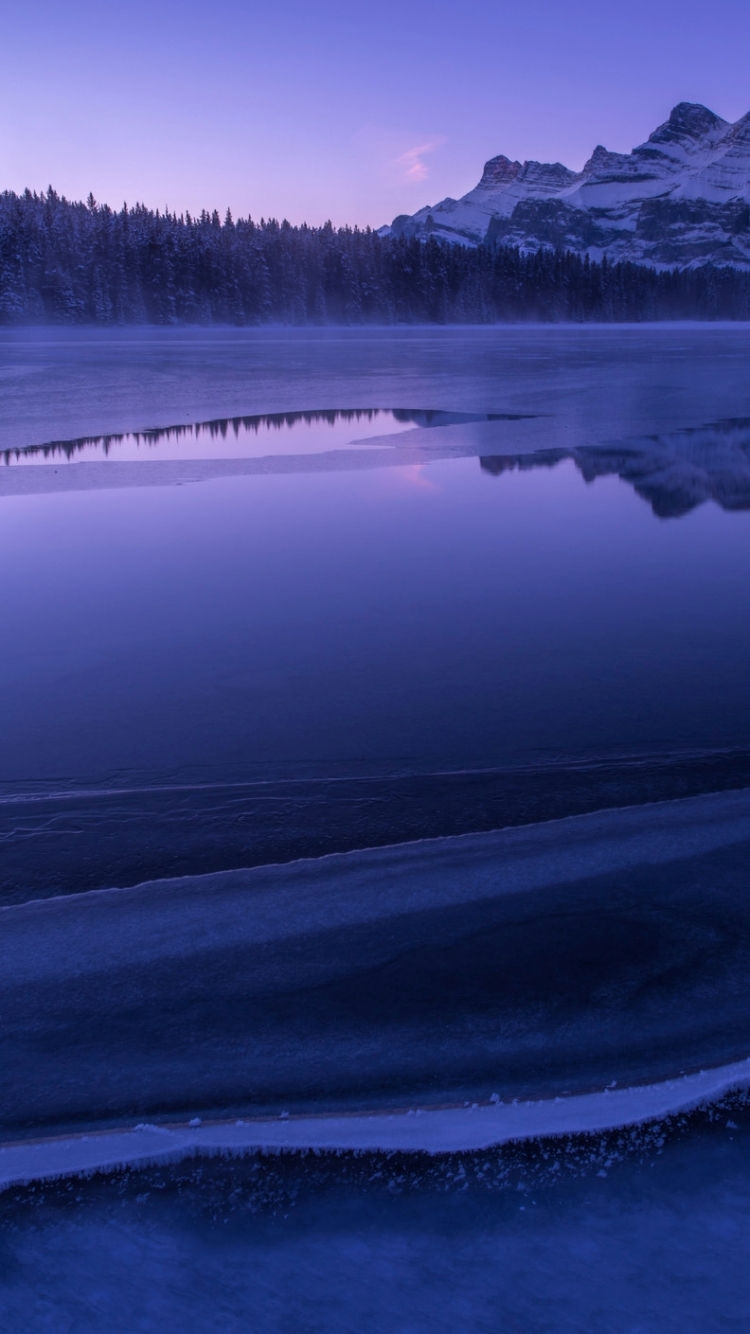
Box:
2;792;750;1135
5;750;750;906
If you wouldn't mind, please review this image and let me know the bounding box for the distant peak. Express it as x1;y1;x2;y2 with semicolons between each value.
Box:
669;101;724;126
517;160;578;185
478;155;522;188
387;100;750;268
650;102;728;144
582;144;625;174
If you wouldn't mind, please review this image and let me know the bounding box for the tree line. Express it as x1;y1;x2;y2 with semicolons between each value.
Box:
2;186;750;325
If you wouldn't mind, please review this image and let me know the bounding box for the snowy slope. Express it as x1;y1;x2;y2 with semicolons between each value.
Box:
382;104;750;268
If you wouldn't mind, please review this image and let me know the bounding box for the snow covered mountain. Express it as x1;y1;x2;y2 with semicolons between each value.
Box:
382;104;750;268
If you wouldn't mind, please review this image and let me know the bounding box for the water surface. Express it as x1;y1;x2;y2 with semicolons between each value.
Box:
2;359;750;895
3;326;750;1330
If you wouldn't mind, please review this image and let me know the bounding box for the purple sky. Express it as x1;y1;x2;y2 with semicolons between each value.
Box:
4;0;750;228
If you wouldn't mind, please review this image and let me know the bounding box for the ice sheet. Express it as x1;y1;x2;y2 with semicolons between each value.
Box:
4;790;750;1135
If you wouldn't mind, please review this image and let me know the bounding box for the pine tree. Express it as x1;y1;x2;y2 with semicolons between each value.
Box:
1;186;749;326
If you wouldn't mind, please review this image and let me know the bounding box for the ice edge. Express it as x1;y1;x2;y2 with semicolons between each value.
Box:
2;1058;749;1192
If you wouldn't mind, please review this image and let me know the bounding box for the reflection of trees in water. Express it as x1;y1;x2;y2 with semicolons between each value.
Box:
2;410;385;466
4;409;512;467
481;419;750;518
8;411;750;515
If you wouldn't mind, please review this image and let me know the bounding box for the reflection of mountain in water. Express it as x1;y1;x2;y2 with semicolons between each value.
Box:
481;419;750;518
2;408;514;467
9;408;745;519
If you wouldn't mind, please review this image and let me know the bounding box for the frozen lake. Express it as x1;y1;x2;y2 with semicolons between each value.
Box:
2;325;750;1328
2;327;750;899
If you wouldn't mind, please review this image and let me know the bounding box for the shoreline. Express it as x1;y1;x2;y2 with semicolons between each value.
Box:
4;789;750;1137
2;1058;749;1192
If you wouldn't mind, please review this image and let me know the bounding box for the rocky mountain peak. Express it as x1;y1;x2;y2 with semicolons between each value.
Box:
381;103;750;269
478;155;522;188
581;145;631;177
658;102;729;141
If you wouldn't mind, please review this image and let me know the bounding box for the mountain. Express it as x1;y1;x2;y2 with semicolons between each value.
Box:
381;104;750;269
480;418;750;519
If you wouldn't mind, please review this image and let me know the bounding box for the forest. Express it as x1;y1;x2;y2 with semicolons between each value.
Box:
2;186;750;325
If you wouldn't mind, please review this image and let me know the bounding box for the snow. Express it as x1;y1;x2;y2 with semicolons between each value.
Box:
2;1059;750;1191
5;1100;750;1333
385;102;750;267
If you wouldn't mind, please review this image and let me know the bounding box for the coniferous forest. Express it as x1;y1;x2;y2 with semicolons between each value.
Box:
2;187;750;325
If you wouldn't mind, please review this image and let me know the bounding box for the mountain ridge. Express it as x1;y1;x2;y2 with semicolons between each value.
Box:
382;104;750;269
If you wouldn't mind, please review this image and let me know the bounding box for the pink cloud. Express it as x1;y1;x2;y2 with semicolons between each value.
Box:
391;139;445;183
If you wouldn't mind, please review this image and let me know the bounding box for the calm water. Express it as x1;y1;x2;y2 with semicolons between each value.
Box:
2;335;750;896
3;326;750;1329
5;435;750;784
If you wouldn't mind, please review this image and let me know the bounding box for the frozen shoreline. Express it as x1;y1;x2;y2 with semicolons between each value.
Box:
4;788;750;1138
2;1058;750;1192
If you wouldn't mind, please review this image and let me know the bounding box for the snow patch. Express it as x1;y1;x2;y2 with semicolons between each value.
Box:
2;1059;750;1191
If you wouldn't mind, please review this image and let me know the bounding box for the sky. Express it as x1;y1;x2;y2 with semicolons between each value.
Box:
3;0;750;229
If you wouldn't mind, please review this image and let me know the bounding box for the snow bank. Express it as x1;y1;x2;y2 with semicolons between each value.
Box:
2;1058;749;1192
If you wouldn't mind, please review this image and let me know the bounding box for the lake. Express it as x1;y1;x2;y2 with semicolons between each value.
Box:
2;325;750;1330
